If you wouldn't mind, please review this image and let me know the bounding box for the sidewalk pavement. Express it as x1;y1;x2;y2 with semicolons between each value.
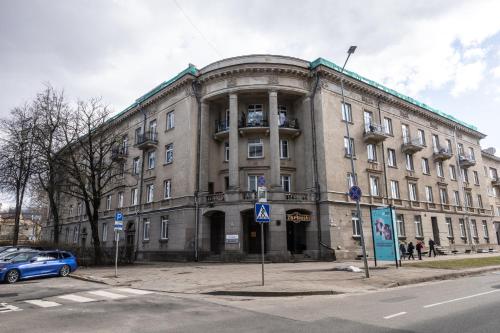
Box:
70;253;500;296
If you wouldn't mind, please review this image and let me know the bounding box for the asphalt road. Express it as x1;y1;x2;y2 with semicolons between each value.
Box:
1;273;500;332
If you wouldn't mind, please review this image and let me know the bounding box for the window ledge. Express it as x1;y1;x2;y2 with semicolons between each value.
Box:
159;238;169;243
142;240;150;243
388;165;398;169
352;235;361;239
344;155;357;159
247;157;265;160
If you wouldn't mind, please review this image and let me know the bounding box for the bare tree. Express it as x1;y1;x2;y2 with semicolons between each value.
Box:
0;104;38;245
60;98;123;264
32;85;68;243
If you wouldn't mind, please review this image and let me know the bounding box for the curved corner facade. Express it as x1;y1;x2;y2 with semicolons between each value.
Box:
43;55;500;262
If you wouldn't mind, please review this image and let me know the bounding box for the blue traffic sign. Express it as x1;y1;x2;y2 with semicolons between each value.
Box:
349;186;362;201
115;212;123;222
255;203;271;223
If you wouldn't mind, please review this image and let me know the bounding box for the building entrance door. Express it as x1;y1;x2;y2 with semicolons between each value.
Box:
287;221;306;254
431;217;440;246
209;212;225;254
494;223;500;245
242;210;267;254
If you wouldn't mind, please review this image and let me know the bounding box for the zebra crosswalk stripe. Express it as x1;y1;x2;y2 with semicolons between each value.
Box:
57;294;96;303
24;300;61;308
87;290;128;300
113;288;155;295
0;303;22;313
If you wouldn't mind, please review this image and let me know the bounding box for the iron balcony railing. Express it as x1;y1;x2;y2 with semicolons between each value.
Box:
135;131;158;145
279;118;299;129
238;119;269;128
364;123;386;135
111;145;129;159
215;120;229;133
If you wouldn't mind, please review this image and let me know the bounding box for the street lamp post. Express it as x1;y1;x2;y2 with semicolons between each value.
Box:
340;46;370;278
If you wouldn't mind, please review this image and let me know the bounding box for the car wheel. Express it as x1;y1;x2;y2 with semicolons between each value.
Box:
5;269;20;284
59;264;71;277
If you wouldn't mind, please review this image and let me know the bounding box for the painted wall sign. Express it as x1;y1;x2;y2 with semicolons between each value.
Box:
286;212;311;223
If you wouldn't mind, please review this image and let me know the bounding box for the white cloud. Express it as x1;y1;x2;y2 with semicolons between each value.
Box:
451;61;486;96
492;66;500;78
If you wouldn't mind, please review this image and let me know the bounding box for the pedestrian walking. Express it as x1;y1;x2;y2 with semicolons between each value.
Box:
407;242;415;260
428;239;437;257
416;241;424;260
399;242;407;260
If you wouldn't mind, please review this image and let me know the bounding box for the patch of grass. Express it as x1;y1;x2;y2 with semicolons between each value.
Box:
405;256;500;269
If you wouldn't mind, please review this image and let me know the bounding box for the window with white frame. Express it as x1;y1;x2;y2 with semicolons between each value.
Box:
147;150;156;169
161;216;169;240
106;195;112;210
149;120;157;135
482;220;489;239
280;139;289;159
387;149;397;167
146;184;154;203
473;171;479;185
477;194;484;208
439;188;448;204
384;117;393;135
143;218;150;240
77;202;82;216
164;179;171;199
490;168;498;180
131;188;138;206
135;127;142;144
133;157;140;175
408;183;418;201
165;143;174;164
402;124;410;143
341;103;352;122
436;161;444;177
459;218;466;237
167;111;175;130
458;143;464;155
347;172;356;190
425;186;434;203
390;180;400;199
248;138;263;158
414;216;423;237
432;134;439;152
469;147;475;160
422;158;430;174
446;139;452;152
102;223;108;242
247;104;264;126
406;154;414;171
122;135;128;154
278;105;287;126
369;176;380;196
364;111;373;132
446;217;453;237
281;175;291;192
367;144;377;162
224;142;229;162
396;214;405;237
471;219;478;238
465;192;473;207
453;191;461;206
248;175;260;192
117;192;124;208
449;165;457;180
417;129;426;145
462;168;469;183
352;211;361;236
344;137;355;156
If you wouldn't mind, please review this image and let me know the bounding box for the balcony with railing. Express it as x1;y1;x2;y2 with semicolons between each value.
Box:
433;146;453;161
401;137;424;154
238;118;269;136
111;145;128;161
458;154;476;168
279;118;301;137
134;131;158;149
363;123;389;144
213;119;230;140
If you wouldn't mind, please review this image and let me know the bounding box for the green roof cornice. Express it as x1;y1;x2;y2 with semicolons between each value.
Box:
310;57;478;132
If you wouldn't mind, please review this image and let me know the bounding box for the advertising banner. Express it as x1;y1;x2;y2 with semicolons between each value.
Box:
371;206;399;261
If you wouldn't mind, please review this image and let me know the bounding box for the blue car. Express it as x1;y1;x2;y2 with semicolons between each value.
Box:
0;250;78;284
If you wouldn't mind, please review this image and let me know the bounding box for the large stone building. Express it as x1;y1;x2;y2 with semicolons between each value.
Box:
42;55;500;261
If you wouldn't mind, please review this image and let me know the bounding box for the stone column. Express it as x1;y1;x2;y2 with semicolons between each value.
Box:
302;96;314;191
269;90;281;189
228;93;239;191
199;102;210;193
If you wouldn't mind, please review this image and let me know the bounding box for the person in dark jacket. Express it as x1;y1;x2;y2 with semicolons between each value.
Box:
416;241;424;260
428;239;437;257
399;242;407;260
407;242;415;260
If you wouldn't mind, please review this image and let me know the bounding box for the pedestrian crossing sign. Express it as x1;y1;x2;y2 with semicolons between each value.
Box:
255;203;271;223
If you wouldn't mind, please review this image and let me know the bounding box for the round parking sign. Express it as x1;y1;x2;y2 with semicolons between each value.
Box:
349;186;362;201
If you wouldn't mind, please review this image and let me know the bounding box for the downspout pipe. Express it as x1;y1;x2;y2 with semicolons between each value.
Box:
193;80;202;262
310;71;336;259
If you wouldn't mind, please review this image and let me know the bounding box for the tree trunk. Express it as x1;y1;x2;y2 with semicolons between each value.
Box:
12;188;22;246
49;194;60;243
89;213;102;265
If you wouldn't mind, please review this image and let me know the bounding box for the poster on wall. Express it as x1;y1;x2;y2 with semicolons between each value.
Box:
371;206;400;262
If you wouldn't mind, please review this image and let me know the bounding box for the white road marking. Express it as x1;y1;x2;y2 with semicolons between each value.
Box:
423;290;500;309
57;294;96;303
24;300;61;308
87;290;128;300
383;312;407;319
113;288;155;295
0;303;22;313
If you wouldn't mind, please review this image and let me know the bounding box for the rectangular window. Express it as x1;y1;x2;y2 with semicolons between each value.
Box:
73;226;79;244
469;147;475;160
247;104;264;126
397;214;405;237
390;180;400;199
465;192;473;207
459;218;466;238
133;157;140;175
77;202;82;216
417;129;426;145
473;171;479;185
352;211;361;236
490;168;498;180
387;149;397;167
224;142;229;162
117;192;124;208
131;188;138;206
164;179;171;199
436;161;444;177
248;138;264;158
341;103;352;122
453;191;461;206
248;175;260;192
414;216;423;237
281;175;291;192
425;186;434;203
477;194;483;208
278;105;287;126
149;120;157;134
458;143;464;155
446;139;453;153
347;172;356;190
280;139;289;159
106;195;112;210
422;158;430;174
384;117;393;135
135;127;142;144
402;124;410;143
432;134;439;152
482;221;489;239
471;219;478;238
161;217;169;240
406;154;414;171
364;110;373;132
146;184;154;203
439;188;449;204
167;111;175;130
147;150;156;169
409;183;418;201
165;143;174;164
102;223;108;242
449;165;457;180
344;137;355;156
367;144;377;162
370;176;380;196
69;205;74;216
461;168;469;183
446;218;453;237
143;218;150;240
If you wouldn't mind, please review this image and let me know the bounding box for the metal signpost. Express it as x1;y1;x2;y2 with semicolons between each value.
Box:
255;202;270;286
349;185;370;278
114;211;124;278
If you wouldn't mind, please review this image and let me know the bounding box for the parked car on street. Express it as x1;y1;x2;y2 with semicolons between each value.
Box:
0;247;36;259
0;250;78;283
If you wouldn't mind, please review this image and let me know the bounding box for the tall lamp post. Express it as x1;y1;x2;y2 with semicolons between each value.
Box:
340;46;370;278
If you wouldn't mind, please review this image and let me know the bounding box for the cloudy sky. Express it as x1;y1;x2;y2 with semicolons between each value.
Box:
1;0;500;148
